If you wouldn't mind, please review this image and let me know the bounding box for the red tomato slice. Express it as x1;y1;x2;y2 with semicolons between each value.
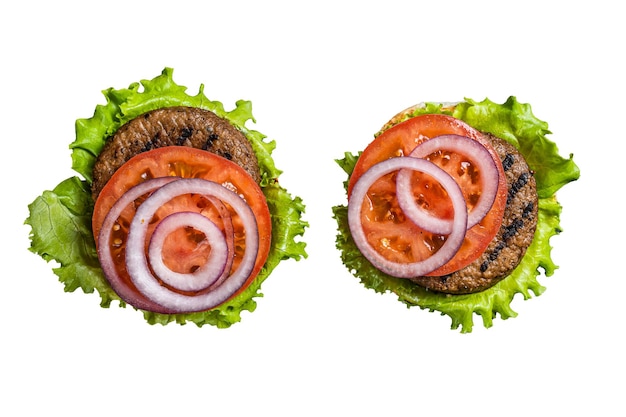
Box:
92;146;271;308
348;114;507;276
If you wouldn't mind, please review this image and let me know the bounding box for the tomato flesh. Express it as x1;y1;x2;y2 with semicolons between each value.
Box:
349;114;507;276
93;146;271;306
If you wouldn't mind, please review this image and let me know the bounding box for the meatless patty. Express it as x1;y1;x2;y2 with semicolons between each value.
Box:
410;132;538;294
91;106;261;200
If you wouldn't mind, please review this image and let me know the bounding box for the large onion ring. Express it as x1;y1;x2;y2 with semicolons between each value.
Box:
98;177;180;313
348;157;468;278
125;178;260;313
396;134;500;235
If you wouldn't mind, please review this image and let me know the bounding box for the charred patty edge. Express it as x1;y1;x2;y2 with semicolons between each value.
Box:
409;132;539;294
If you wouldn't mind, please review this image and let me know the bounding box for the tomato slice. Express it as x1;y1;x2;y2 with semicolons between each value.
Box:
92;146;271;309
348;114;507;276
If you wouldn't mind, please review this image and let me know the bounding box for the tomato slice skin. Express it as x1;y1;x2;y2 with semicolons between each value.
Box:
92;146;271;310
348;114;507;276
348;114;483;197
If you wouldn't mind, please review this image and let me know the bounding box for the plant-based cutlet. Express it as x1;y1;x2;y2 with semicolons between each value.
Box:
91;106;261;200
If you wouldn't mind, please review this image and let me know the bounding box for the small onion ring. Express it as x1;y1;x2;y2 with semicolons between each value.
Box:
147;211;229;292
125;178;259;313
348;157;468;278
396;134;500;235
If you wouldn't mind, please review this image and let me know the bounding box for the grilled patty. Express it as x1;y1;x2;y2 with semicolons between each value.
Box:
91;106;261;200
410;133;538;294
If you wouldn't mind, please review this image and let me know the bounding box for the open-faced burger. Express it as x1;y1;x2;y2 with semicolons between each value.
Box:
333;97;579;332
26;68;308;327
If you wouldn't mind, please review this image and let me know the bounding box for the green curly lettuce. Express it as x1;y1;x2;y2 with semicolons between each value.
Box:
26;68;308;328
333;96;579;333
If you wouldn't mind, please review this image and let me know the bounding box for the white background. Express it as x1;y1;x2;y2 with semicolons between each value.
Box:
1;1;624;416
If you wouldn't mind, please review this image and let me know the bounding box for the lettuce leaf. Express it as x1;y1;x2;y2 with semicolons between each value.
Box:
333;96;579;333
26;68;308;328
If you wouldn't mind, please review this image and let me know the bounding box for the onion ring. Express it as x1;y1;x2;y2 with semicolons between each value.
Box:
396;134;500;235
125;178;259;313
348;157;468;278
147;211;229;292
98;177;180;313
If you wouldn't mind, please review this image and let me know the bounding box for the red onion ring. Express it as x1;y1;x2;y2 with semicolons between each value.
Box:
348;157;468;278
147;211;229;292
125;178;259;313
98;177;179;313
396;134;499;235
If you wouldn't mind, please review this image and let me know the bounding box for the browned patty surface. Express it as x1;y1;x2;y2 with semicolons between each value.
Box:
91;106;261;200
410;133;538;294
